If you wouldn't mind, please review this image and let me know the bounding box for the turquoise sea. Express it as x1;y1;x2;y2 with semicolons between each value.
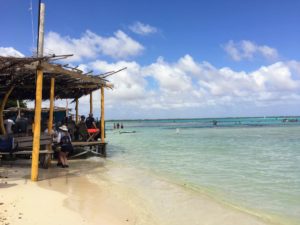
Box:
105;117;300;225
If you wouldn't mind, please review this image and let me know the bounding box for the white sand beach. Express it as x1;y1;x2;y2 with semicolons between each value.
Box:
0;159;274;225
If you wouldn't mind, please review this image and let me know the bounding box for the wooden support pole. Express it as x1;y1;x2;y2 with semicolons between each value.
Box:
17;100;20;118
90;92;93;114
44;77;55;168
75;97;79;124
31;2;45;182
0;86;15;135
65;99;68;117
31;69;43;181
48;77;55;133
100;86;105;143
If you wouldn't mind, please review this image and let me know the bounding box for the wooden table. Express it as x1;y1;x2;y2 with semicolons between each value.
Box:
71;141;107;158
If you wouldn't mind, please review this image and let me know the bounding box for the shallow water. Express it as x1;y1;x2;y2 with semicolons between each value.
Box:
106;117;300;225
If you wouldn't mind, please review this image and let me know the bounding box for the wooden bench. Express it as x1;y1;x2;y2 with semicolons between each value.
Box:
0;134;54;169
71;141;107;158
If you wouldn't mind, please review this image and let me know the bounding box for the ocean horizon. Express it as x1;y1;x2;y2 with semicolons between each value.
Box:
107;115;300;121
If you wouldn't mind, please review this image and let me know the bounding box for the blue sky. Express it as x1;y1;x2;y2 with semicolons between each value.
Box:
1;0;300;119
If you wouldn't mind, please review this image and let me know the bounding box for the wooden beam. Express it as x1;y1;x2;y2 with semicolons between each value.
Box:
48;77;55;133
48;78;55;131
75;97;79;123
0;86;15;135
31;69;44;181
100;86;105;143
37;3;45;57
90;92;93;114
21;84;101;89
31;2;45;182
41;62;108;86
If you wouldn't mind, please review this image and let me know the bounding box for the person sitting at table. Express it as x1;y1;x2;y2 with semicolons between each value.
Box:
44;123;58;143
85;114;100;141
85;113;97;129
15;112;28;134
0;135;14;154
67;115;76;140
56;125;73;168
77;115;89;141
4;116;15;135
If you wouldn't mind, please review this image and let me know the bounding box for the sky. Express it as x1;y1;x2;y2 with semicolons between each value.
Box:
1;0;300;119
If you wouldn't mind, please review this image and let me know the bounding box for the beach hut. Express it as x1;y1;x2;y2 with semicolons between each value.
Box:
0;55;113;181
0;1;125;181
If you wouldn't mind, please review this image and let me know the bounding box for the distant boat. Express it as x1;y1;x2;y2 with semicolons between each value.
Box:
176;128;180;134
282;118;298;123
119;131;136;134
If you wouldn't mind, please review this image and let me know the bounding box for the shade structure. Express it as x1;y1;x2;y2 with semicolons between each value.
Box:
0;56;112;101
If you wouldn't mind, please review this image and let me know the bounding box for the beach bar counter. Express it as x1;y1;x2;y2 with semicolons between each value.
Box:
0;55;113;181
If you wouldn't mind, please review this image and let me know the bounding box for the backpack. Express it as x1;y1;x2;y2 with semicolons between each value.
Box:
60;135;71;146
0;137;13;153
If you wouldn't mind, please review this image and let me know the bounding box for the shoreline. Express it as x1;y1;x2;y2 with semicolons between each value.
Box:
0;158;290;225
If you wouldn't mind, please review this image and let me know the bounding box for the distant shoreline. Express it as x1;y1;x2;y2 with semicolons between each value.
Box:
106;115;300;122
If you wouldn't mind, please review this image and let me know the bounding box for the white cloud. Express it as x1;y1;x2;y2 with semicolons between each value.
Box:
69;55;300;118
44;30;144;62
223;40;279;61
25;54;300;119
129;22;158;35
91;60;147;102
143;56;193;92
0;47;24;57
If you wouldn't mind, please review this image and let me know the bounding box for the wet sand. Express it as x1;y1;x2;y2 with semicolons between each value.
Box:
0;158;274;225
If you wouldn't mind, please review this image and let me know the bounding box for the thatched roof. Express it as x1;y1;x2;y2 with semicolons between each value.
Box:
4;106;69;113
0;56;112;100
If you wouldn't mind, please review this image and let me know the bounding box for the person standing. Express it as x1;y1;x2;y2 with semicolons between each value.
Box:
56;125;73;168
4;117;15;135
67;115;76;140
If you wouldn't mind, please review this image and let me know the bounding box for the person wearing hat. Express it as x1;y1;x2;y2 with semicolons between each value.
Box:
56;125;73;168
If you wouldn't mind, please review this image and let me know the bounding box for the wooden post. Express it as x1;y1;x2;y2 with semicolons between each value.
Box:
100;86;105;143
90;92;93;114
47;77;55;131
17;100;20;118
75;97;79;123
0;86;15;135
31;69;44;181
31;2;45;182
65;99;68;117
48;77;55;133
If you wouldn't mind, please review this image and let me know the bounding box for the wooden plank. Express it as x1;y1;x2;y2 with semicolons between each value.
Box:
17;141;51;148
72;141;106;146
0;150;53;155
15;134;51;141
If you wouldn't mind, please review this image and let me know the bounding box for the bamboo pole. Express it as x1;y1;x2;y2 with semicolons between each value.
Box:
31;69;43;181
17;100;20;118
31;2;45;182
48;78;55;132
100;86;105;143
47;77;55;133
0;86;15;135
66;99;68;117
90;92;93;114
75;97;79;124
